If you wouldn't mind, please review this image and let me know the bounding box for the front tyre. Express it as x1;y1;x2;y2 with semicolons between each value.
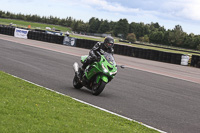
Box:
92;80;106;96
73;75;83;89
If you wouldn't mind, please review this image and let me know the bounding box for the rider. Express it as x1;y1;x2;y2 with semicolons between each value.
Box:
81;36;115;73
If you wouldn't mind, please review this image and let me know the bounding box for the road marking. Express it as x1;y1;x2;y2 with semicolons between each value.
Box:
8;73;166;133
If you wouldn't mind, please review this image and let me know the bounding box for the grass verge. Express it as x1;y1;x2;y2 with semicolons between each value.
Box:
0;18;71;32
0;71;159;133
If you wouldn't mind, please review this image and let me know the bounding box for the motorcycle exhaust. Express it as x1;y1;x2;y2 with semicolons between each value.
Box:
73;62;79;73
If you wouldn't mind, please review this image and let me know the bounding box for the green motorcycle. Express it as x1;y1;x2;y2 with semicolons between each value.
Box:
73;52;118;95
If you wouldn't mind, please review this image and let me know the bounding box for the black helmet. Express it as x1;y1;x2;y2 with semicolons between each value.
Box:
104;36;114;48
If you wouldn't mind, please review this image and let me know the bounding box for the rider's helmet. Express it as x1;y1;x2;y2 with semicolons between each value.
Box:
103;36;114;48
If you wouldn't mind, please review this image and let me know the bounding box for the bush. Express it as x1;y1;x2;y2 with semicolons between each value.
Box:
126;33;136;43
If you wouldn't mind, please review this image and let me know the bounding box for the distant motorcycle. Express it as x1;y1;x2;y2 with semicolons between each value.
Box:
73;51;123;95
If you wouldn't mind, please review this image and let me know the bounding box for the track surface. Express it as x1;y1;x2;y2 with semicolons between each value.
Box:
0;35;200;133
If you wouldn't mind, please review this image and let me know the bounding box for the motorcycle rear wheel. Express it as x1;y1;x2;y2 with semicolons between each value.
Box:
92;80;106;96
73;75;83;89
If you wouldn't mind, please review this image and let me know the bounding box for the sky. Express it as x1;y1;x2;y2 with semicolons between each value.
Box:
0;0;200;35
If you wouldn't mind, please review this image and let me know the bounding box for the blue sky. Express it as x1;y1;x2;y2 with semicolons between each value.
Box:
1;0;200;35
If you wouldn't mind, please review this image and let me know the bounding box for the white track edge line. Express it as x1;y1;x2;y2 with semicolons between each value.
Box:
122;65;199;84
8;73;166;133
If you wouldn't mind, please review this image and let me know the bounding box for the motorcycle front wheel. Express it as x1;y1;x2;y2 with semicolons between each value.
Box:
73;75;83;89
92;80;106;96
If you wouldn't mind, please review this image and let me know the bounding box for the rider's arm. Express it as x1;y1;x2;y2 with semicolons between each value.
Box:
89;42;101;59
91;42;101;52
110;47;114;55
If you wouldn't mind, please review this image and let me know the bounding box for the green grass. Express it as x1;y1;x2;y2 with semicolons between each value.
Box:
70;34;105;42
0;71;159;133
119;42;200;56
0;18;71;32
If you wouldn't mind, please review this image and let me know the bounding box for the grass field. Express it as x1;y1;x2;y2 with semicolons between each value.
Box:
0;71;159;133
0;18;71;32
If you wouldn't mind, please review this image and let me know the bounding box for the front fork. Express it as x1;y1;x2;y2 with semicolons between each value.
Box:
96;74;109;83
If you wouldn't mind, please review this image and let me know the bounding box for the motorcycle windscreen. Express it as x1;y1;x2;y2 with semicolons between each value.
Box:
103;52;116;66
81;55;88;63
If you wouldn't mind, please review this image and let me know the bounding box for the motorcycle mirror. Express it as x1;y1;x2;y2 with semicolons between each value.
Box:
116;65;126;69
120;65;125;69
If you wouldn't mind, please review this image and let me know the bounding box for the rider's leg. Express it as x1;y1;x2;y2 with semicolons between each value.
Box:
82;56;92;70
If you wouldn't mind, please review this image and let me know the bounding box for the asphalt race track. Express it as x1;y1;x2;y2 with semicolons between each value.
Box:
0;34;200;133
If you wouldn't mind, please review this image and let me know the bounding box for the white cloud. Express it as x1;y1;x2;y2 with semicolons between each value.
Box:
162;0;200;21
180;1;200;21
80;0;140;13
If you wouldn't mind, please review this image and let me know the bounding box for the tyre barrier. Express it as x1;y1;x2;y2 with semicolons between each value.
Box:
0;25;200;68
0;25;15;36
114;44;120;54
76;39;97;49
113;44;183;65
191;55;200;68
27;31;64;44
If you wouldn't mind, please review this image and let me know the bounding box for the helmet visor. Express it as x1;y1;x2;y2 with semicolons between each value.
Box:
106;43;114;48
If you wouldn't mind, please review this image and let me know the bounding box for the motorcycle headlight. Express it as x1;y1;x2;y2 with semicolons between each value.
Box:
110;70;117;75
101;63;108;73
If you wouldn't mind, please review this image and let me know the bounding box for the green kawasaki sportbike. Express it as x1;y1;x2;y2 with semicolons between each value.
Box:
73;52;117;95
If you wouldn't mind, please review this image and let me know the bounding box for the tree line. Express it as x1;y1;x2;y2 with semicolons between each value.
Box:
0;10;200;50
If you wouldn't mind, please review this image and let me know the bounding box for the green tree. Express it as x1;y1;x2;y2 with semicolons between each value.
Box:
129;22;149;39
109;21;116;32
162;30;170;46
197;44;200;50
168;30;176;46
183;34;195;48
149;31;164;44
72;21;79;32
144;35;149;42
113;19;129;39
173;25;186;46
129;22;140;38
88;17;100;33
78;22;89;33
98;20;110;33
167;25;186;47
193;35;200;49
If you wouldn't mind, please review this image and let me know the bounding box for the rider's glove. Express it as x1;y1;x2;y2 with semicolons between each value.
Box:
90;51;98;60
